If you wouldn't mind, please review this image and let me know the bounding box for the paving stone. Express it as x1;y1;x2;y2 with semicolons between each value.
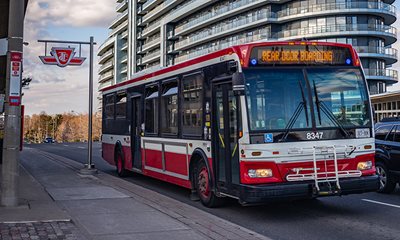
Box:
0;221;86;240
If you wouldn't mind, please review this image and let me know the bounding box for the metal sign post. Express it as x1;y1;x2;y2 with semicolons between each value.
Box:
38;37;97;175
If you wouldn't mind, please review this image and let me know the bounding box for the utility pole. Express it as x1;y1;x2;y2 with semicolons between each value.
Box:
1;0;25;207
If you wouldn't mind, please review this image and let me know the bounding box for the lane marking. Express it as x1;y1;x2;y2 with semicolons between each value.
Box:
78;146;85;149
362;199;400;209
63;145;68;147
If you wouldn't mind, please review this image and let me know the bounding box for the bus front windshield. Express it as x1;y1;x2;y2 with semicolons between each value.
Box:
244;68;371;132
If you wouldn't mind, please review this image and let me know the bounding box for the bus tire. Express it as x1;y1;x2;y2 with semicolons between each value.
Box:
376;161;396;193
115;148;129;178
195;160;224;208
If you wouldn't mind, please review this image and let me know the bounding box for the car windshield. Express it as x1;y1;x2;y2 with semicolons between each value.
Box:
244;68;371;132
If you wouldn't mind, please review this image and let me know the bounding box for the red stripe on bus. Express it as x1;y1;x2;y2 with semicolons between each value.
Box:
144;148;163;169
165;151;188;176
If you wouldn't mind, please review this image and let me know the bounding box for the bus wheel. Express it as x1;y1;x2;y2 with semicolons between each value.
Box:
195;160;224;208
115;149;128;178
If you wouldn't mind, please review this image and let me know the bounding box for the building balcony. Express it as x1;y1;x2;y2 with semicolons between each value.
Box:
142;20;161;37
142;0;162;12
174;31;270;64
355;46;398;65
99;70;114;83
277;24;397;45
142;0;180;24
98;60;114;74
175;0;267;36
98;81;112;91
121;30;128;39
278;2;396;25
121;55;128;64
175;11;274;51
109;9;128;29
120;65;128;74
142;38;160;52
121;42;128;51
142;50;160;64
98;48;114;64
98;36;115;55
364;68;398;84
116;0;128;13
173;1;396;38
109;19;128;36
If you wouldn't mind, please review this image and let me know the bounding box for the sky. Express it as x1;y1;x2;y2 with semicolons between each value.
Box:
22;0;400;115
22;0;115;115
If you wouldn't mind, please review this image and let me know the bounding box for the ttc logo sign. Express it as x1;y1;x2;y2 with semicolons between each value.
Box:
39;47;86;67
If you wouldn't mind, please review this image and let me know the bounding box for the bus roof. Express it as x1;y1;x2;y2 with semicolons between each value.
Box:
101;41;359;93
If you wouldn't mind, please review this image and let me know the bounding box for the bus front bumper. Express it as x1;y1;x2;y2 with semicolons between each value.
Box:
238;175;379;205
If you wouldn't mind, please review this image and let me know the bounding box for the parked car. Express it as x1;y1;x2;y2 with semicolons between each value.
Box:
374;117;400;193
43;137;55;143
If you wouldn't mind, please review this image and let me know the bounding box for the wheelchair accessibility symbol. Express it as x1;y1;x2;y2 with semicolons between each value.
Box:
264;133;273;143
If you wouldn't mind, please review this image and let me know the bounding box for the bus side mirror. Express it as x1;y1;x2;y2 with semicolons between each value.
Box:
232;72;245;96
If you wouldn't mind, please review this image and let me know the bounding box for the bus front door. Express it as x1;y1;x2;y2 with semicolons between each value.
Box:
131;96;142;170
213;82;240;195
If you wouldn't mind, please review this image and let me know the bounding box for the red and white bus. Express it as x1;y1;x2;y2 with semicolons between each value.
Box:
101;41;378;207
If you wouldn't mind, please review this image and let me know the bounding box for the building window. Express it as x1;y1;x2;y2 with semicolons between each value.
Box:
116;92;127;118
161;80;178;135
182;73;203;137
105;94;115;119
145;85;159;135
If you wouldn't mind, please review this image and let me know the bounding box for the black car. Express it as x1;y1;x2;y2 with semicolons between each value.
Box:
375;117;400;193
43;137;55;143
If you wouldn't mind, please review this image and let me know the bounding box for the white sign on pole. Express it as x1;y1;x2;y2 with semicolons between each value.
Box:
9;52;22;106
0;38;7;56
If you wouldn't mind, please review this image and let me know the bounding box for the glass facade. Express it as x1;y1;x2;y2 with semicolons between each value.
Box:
98;0;398;96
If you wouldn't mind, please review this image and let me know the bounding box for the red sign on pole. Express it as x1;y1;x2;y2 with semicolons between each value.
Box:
39;47;86;67
9;51;22;106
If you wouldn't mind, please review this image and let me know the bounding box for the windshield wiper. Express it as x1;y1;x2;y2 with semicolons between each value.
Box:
312;80;351;138
279;80;309;142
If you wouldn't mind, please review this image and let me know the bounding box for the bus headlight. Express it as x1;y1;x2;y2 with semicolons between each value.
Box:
357;161;373;171
248;169;273;178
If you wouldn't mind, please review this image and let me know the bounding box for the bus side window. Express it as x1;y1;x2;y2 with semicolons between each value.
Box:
116;92;127;119
182;73;203;138
105;94;115;120
145;85;159;136
161;81;179;135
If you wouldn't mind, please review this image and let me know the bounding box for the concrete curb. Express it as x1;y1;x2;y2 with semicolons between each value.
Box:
32;149;273;240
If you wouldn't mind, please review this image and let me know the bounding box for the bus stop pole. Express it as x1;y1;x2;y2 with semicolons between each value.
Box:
1;0;24;207
80;36;97;175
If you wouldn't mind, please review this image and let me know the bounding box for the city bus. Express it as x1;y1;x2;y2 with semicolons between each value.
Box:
101;41;378;207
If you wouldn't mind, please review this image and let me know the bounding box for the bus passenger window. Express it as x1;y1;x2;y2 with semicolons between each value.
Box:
116;92;127;119
105;94;115;120
182;73;203;137
161;81;178;135
145;85;159;135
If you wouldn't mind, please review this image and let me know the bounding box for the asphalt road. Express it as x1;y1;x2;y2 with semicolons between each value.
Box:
26;142;400;240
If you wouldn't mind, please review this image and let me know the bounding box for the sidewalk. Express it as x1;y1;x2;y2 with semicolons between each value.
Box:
0;148;271;240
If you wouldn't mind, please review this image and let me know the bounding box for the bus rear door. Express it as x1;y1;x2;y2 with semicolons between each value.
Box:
212;81;240;196
130;95;142;170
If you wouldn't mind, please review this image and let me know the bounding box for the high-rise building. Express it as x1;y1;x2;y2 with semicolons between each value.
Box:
98;0;398;96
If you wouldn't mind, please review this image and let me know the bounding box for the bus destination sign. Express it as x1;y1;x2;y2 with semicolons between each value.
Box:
249;45;353;66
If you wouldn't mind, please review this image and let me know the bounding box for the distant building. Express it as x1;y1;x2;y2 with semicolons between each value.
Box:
371;90;400;122
98;0;398;99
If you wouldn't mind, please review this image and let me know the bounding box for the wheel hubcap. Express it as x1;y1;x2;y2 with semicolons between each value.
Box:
198;167;210;197
376;166;387;189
